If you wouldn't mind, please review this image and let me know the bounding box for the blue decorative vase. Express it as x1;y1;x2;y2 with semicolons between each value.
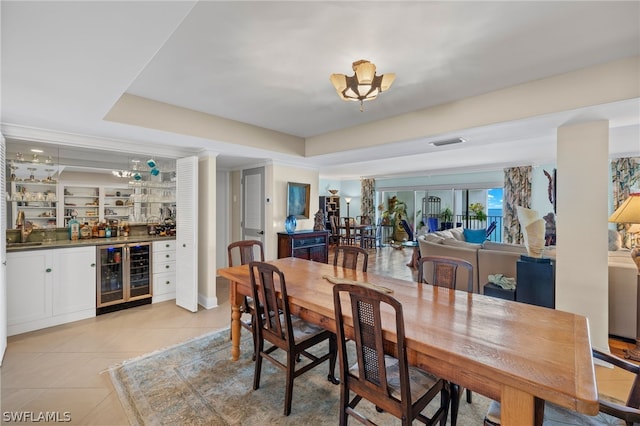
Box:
285;215;297;234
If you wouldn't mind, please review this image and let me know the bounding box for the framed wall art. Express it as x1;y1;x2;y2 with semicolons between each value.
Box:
287;182;310;219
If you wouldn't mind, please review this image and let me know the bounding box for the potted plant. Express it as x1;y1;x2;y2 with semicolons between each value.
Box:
469;202;487;222
440;207;453;230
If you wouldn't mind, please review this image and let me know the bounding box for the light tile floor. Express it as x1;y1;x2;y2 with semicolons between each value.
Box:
1;279;232;425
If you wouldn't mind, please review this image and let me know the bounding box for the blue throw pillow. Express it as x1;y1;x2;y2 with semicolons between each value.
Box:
463;228;487;244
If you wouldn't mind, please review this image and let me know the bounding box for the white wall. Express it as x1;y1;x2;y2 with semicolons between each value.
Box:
270;164;320;258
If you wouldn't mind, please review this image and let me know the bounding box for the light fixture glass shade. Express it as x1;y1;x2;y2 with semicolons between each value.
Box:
345;197;352;203
380;73;396;91
330;59;394;110
329;74;347;92
608;193;640;223
354;60;376;84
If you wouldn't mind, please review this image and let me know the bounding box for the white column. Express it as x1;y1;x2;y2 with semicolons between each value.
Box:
556;120;609;351
197;152;218;309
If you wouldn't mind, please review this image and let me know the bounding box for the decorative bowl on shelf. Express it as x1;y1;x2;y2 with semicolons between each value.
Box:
328;189;338;195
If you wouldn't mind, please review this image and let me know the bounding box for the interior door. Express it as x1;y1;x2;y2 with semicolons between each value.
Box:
242;167;265;244
176;156;198;312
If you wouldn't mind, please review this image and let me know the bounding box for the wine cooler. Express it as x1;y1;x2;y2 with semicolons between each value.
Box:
96;242;153;313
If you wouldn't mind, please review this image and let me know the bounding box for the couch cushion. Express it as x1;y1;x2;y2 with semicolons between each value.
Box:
442;238;483;249
543;246;557;259
422;233;445;244
463;228;487;244
432;229;454;239
608;249;634;262
482;241;527;254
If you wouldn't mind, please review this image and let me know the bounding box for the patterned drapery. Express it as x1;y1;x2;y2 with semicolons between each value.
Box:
503;166;532;244
360;178;375;222
611;157;640;247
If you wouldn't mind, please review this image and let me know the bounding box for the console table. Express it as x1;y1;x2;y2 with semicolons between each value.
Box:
277;230;329;263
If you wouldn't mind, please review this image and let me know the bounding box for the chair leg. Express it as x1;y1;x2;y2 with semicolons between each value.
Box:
253;338;263;391
284;352;295;416
339;382;349;426
466;388;472;403
247;314;257;361
450;382;460;426
327;334;339;384
440;386;450;426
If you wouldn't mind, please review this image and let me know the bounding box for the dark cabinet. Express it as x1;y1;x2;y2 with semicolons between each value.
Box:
277;230;329;263
516;256;555;308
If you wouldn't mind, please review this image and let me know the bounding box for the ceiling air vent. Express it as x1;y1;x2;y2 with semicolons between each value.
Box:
429;137;466;147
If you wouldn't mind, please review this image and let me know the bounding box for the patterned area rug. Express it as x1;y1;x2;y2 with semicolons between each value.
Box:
109;328;492;425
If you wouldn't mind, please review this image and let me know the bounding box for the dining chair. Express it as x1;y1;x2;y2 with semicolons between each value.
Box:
227;240;265;360
417;255;474;426
329;215;341;245
484;348;640;426
333;245;368;272
358;215;377;249
340;217;358;246
332;283;450;425
249;261;339;416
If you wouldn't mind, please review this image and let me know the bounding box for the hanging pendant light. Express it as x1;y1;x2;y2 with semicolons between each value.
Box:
330;59;395;111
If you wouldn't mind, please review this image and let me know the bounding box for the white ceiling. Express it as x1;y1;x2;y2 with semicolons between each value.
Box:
2;1;639;179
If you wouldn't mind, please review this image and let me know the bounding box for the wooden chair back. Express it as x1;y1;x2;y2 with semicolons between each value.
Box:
249;261;339;416
227;240;265;360
418;254;475;425
333;283;411;413
594;349;640;423
418;255;474;293
333;245;368;271
227;240;264;266
249;262;293;346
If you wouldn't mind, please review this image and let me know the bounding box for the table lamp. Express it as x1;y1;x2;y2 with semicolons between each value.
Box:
608;192;640;360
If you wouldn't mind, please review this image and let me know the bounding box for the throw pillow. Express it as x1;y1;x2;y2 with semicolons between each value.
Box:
449;227;465;241
608;229;622;251
434;230;454;239
463;228;487;244
423;233;445;244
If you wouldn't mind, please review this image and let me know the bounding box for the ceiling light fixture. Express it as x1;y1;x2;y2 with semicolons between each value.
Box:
430;138;466;147
330;59;395;112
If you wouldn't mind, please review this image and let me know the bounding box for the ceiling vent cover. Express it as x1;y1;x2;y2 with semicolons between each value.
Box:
430;137;466;147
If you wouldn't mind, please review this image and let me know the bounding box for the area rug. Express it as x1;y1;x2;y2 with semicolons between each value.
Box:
109;328;492;425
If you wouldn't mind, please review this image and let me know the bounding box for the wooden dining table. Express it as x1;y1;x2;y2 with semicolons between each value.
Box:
217;257;598;425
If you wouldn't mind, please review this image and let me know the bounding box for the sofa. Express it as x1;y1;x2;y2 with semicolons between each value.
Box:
608;229;640;340
417;227;534;294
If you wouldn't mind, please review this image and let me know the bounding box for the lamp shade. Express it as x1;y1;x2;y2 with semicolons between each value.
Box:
608;193;640;223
